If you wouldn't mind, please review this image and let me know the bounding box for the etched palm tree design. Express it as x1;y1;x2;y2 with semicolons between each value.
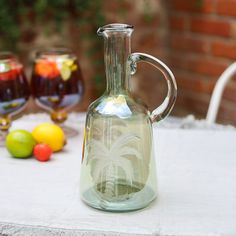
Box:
87;133;143;201
91;118;127;141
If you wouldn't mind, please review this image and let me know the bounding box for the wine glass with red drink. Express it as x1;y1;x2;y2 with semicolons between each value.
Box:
31;48;84;137
0;52;30;145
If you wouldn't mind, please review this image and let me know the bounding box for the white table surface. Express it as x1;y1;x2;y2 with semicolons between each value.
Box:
0;113;236;236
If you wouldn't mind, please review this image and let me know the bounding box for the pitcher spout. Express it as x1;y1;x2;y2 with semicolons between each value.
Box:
97;23;133;36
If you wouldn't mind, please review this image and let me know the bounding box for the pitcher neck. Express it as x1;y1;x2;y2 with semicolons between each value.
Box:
98;24;133;95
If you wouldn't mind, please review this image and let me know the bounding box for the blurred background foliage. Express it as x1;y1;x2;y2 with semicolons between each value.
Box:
0;0;158;111
1;0;236;124
0;0;107;96
0;0;105;50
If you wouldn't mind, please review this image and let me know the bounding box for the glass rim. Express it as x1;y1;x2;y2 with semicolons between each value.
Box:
0;51;17;62
35;47;76;60
97;23;134;35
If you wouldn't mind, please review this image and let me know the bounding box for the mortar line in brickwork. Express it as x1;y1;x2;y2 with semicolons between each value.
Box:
178;93;210;115
217;98;236;111
189;15;236;31
170;64;228;80
184;90;211;102
169;10;236;22
169;15;236;40
169;50;233;65
212;0;218;14
169;27;235;41
180;85;236;109
179;88;211;100
172;69;218;82
194;52;233;65
226;80;236;89
169;32;211;52
175;80;215;95
169;47;236;64
169;31;233;42
173;73;216;88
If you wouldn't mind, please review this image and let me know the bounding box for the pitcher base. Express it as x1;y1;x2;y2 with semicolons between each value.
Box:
81;184;156;212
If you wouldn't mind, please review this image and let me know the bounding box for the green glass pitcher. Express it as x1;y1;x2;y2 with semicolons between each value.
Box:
80;23;177;212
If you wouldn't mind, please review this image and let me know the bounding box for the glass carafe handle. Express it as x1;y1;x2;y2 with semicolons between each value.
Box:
129;53;177;123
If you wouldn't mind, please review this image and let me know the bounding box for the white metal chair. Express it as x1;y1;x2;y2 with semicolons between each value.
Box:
206;62;236;124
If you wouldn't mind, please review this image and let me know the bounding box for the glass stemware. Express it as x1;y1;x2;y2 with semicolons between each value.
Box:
31;48;84;137
0;52;30;145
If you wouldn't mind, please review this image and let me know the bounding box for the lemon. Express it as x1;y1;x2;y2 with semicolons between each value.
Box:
6;130;36;158
70;64;78;71
60;65;71;81
63;59;74;67
32;123;65;152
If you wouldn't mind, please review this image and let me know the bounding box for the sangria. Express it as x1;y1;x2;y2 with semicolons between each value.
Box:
0;52;30;144
31;48;84;137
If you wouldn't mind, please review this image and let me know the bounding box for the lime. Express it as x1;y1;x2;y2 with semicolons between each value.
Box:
32;123;65;152
6;130;36;158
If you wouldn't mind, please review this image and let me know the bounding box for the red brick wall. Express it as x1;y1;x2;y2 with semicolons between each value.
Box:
99;0;236;124
166;0;236;124
79;0;169;114
17;0;236;124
